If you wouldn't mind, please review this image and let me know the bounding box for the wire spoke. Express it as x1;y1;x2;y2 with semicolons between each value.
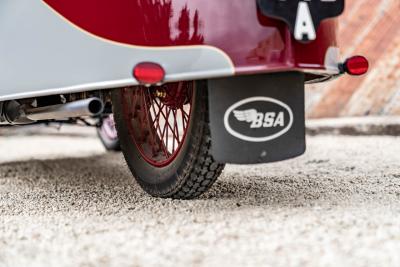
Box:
122;82;193;166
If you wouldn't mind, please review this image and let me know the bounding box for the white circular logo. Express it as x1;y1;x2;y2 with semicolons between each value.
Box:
223;97;294;142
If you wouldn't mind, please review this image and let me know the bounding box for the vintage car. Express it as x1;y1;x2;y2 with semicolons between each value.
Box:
0;0;368;199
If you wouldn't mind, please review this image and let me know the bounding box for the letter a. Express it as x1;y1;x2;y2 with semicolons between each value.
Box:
294;2;316;41
274;112;285;127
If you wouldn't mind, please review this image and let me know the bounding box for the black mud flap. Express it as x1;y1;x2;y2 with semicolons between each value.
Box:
208;72;305;164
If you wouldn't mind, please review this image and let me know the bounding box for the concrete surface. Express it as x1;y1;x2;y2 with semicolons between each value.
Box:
1;130;400;267
306;116;400;136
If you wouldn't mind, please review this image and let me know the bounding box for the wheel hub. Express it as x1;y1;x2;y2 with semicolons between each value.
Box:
153;82;190;109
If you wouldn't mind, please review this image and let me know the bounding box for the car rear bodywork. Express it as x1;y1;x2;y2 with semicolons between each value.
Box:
0;0;340;101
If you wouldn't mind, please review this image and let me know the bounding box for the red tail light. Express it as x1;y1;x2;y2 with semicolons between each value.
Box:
133;62;165;85
343;56;369;76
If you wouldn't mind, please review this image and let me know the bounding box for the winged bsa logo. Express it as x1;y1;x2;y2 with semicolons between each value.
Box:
233;109;285;129
224;97;294;142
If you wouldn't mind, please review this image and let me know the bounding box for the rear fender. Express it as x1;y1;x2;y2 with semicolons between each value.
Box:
0;0;339;101
43;0;340;74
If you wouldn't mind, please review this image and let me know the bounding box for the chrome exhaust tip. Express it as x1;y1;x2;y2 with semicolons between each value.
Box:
2;97;104;125
26;97;104;121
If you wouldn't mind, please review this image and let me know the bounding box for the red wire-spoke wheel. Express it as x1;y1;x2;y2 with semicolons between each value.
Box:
112;81;225;199
121;82;193;167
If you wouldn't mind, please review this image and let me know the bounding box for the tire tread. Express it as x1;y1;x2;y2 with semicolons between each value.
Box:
171;126;224;199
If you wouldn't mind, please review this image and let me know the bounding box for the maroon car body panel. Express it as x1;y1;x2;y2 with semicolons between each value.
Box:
43;0;338;75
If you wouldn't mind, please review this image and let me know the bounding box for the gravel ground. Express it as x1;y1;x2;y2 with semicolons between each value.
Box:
1;131;400;267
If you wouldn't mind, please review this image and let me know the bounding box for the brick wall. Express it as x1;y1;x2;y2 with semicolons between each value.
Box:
306;0;400;118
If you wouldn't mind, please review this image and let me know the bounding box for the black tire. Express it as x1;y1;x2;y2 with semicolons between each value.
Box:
112;81;225;199
97;115;121;151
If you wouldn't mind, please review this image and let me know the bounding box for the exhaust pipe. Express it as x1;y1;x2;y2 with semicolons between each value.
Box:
26;98;104;121
2;97;104;125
